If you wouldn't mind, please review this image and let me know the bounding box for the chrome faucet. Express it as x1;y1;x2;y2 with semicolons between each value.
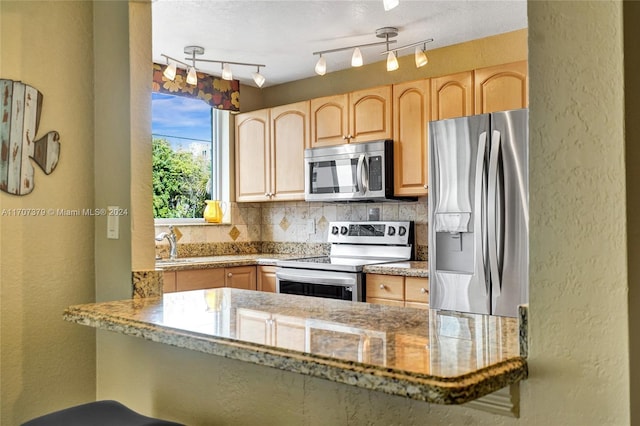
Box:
155;225;178;261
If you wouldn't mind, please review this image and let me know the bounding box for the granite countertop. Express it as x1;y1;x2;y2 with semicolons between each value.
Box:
155;254;299;271
156;254;429;277
362;261;428;277
63;288;526;404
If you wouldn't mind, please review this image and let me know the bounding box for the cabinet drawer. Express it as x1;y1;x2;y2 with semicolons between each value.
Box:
404;277;429;303
176;268;225;292
163;271;176;293
366;274;404;300
366;297;405;307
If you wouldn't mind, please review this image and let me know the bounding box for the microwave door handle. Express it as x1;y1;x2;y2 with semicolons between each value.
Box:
356;154;367;195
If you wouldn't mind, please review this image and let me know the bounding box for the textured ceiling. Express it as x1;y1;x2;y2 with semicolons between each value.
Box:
152;0;528;88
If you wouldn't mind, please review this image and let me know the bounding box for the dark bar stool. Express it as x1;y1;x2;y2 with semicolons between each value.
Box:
21;400;184;426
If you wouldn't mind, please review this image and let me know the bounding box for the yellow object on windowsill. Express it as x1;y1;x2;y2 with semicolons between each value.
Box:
203;200;226;223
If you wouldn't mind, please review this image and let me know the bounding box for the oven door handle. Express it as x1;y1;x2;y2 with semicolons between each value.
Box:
276;269;358;287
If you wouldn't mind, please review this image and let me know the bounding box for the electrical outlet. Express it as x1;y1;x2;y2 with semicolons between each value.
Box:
306;219;315;234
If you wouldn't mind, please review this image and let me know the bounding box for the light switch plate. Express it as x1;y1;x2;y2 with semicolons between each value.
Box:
107;205;119;239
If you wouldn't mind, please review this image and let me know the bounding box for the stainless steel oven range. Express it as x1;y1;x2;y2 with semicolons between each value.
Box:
276;221;414;302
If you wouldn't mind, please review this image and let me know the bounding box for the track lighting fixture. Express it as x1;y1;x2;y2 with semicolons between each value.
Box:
315;54;327;76
252;66;266;88
163;59;177;80
313;27;432;76
351;47;363;67
160;46;267;87
221;63;233;81
386;51;399;71
414;44;428;68
383;0;399;11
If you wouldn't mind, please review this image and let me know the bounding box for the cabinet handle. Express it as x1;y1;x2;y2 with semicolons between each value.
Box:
265;192;269;197
423;184;429;190
379;284;386;290
420;288;427;294
227;273;233;277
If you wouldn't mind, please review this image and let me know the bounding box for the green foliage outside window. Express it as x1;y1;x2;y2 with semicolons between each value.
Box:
152;138;210;218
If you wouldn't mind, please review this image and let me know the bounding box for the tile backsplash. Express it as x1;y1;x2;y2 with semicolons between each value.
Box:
155;198;428;260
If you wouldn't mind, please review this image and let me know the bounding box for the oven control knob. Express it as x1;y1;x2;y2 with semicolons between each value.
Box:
331;226;339;235
388;226;396;236
399;226;407;236
340;226;348;235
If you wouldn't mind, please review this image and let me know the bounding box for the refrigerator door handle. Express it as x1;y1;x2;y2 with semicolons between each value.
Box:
356;154;368;195
475;131;488;294
488;129;503;295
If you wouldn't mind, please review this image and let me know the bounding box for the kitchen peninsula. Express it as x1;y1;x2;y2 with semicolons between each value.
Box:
63;288;527;405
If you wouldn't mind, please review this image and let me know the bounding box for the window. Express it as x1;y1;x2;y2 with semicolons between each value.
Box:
152;93;227;221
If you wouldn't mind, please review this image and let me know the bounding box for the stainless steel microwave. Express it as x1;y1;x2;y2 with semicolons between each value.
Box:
304;139;402;202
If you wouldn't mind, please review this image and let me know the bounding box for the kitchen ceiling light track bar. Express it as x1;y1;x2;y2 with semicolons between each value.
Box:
312;39;397;57
313;27;433;75
161;46;267;88
380;38;434;54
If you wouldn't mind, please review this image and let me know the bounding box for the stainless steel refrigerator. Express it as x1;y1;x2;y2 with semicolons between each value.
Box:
428;109;528;317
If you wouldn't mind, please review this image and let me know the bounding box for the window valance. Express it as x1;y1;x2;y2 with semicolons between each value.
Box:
152;63;240;112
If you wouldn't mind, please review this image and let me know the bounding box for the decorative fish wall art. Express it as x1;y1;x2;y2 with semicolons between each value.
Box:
1;79;61;196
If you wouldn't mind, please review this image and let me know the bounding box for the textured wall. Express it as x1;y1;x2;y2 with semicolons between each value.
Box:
0;1;96;424
525;1;629;424
114;2;634;425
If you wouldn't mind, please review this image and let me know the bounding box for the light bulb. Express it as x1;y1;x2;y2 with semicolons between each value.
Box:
186;67;198;85
386;51;399;71
252;71;266;88
163;61;177;81
222;63;233;80
383;0;399;11
351;47;363;67
415;46;428;68
315;56;326;76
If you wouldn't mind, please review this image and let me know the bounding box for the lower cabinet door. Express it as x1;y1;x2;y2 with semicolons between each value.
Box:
225;266;257;290
236;308;271;345
176;268;225;292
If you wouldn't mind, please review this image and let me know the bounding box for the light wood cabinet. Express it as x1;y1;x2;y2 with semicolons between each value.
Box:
235;101;309;202
236;308;306;352
474;61;528;114
270;101;310;201
310;94;349;147
366;273;429;309
349;85;392;143
235;109;270;202
394;333;430;371
175;268;226;292
225;265;257;290
163;271;176;293
310;86;392;147
392;80;430;197
431;71;474;120
163;266;257;293
404;276;429;310
257;265;277;293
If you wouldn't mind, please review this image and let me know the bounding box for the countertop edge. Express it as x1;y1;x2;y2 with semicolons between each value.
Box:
156;255;428;277
63;304;525;404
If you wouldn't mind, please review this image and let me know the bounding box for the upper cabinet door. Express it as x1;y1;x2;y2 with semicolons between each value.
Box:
310;94;349;147
474;61;528;114
349;85;392;143
431;71;474;120
393;80;430;196
235;109;270;202
270;101;310;201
